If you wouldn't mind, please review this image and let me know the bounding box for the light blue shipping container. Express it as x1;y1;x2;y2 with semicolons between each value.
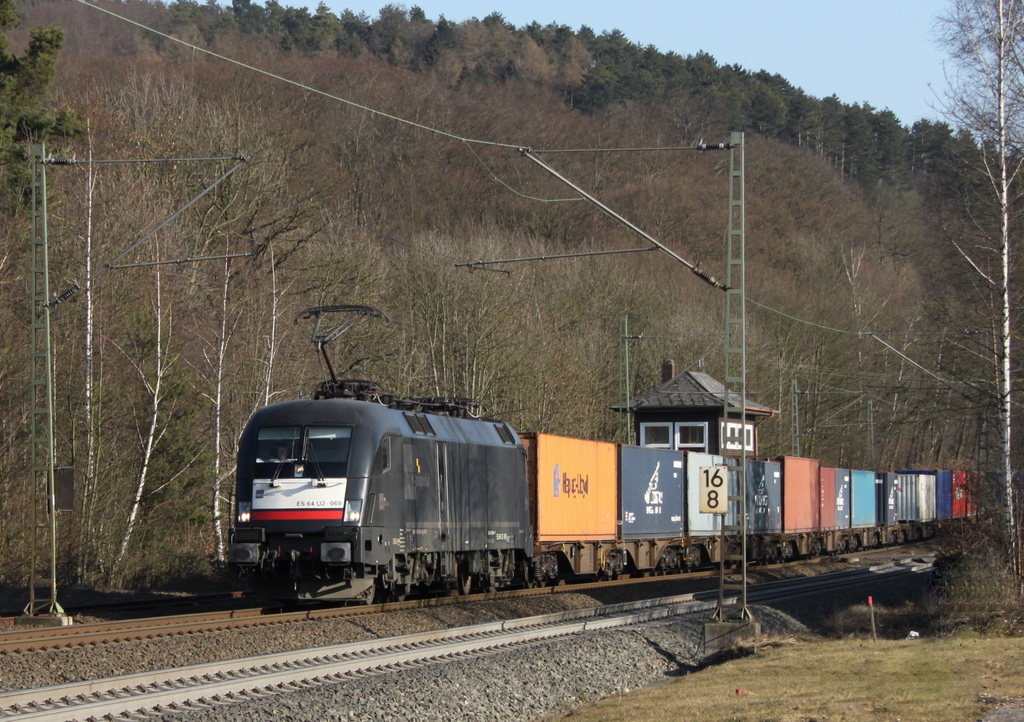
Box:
850;469;877;528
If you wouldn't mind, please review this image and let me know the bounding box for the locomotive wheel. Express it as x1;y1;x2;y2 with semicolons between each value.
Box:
457;563;473;596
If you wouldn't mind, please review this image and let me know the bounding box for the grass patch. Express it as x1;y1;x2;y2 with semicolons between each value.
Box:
556;634;1024;722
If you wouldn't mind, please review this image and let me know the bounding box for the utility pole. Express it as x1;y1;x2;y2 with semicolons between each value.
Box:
619;315;632;444
791;379;801;457
20;144;69;626
706;131;760;650
16;148;249;625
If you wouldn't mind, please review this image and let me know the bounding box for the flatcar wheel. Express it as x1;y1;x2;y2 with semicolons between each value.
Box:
457;563;473;596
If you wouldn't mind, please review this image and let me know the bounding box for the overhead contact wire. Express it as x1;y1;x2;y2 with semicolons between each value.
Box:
76;0;984;390
518;148;727;291
74;0;521;151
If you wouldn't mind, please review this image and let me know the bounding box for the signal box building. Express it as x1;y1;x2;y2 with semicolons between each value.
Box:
616;361;778;455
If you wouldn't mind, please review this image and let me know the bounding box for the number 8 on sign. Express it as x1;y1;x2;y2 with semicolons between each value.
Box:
699;465;728;515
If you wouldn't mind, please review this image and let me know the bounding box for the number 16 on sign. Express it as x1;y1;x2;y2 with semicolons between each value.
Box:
699;465;728;515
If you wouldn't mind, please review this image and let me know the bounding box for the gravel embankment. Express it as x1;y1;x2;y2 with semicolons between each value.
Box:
148;605;805;722
4;558;925;720
0;589;807;722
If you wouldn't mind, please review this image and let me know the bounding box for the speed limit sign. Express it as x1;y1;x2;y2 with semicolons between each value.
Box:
699;465;728;515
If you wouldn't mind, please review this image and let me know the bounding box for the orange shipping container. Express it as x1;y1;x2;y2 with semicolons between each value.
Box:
780;456;820;533
521;433;618;541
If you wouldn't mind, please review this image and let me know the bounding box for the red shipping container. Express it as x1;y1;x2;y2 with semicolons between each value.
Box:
781;456;820;533
952;471;974;518
521;433;618;541
819;467;838;530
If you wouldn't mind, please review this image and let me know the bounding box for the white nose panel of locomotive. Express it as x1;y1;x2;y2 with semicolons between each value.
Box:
251;478;347;508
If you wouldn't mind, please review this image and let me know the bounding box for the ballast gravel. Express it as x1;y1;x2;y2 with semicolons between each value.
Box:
148;606;804;722
0;592;806;721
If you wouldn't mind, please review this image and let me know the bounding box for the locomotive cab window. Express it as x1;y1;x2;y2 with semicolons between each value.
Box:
305;427;353;477
253;426;352;478
375;436;392;473
256;427;302;464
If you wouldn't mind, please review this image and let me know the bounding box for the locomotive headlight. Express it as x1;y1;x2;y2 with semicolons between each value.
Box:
237;501;251;523
344;499;363;523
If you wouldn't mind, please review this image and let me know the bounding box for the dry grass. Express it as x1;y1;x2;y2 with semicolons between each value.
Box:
555;551;1024;722
554;634;1024;721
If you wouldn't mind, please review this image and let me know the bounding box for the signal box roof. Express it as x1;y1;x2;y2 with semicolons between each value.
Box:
615;370;778;417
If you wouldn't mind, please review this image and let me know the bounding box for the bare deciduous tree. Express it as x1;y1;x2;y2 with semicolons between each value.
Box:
938;0;1024;578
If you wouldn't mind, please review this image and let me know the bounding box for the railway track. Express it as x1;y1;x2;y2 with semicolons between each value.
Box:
0;558;934;722
0;552;929;655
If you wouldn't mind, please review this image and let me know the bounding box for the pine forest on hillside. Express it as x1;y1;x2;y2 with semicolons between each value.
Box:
0;0;1015;589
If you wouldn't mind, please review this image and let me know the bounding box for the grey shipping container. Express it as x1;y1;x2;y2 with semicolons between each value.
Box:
897;472;937;522
619;445;685;540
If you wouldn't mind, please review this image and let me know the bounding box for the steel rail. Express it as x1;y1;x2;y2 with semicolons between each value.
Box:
0;562;932;722
0;553;926;654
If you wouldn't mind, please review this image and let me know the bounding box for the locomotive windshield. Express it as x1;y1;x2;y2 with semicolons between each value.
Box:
254;426;352;478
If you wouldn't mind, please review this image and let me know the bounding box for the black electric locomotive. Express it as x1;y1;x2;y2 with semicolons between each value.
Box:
227;387;533;602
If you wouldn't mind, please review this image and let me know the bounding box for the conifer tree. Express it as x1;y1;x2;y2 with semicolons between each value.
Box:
0;0;82;209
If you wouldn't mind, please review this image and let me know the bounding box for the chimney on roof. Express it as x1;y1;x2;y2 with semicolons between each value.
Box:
661;359;676;384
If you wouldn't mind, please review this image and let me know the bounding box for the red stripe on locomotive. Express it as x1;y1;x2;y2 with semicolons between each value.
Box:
252;510;344;520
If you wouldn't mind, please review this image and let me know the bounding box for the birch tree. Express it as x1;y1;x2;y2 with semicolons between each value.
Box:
115;254;175;572
938;0;1024;578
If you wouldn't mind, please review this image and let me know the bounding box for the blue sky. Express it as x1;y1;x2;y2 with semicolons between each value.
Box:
313;0;952;127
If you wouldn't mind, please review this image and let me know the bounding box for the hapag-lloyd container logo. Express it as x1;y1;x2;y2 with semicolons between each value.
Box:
552;463;589;498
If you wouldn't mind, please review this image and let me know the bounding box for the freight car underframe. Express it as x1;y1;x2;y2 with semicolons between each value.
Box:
232;520;938;601
537;521;937;580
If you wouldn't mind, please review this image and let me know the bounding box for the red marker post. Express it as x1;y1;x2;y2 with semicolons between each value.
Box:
868;595;877;643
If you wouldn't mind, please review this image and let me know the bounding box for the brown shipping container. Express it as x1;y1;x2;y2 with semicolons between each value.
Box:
780;456;820;533
521;433;618;541
819;467;838;530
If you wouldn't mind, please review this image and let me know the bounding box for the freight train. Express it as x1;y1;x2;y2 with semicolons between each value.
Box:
226;381;974;603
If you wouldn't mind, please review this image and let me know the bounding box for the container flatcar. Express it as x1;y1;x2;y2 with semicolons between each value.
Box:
521;433;618;579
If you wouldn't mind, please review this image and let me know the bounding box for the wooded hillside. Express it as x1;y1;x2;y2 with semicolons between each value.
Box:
0;0;1008;589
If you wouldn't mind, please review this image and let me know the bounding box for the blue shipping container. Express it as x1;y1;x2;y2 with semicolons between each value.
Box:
620;446;685;540
875;472;899;526
746;459;782;534
835;469;851;529
935;470;953;520
851;470;877;528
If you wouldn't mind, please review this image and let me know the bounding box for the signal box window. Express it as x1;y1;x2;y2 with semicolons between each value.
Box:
640;423;672;448
676;422;707;450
